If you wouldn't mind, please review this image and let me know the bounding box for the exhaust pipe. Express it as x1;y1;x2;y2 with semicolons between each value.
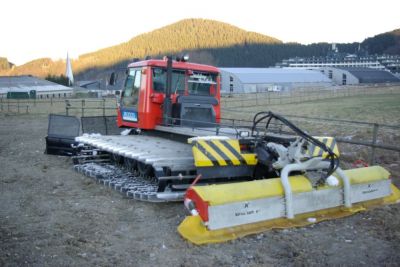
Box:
163;56;173;126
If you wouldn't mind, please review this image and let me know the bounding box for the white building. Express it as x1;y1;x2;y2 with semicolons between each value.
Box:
277;54;400;73
219;68;332;94
0;75;73;99
278;56;385;70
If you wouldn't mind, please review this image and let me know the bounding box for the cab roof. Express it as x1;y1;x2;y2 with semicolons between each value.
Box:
127;59;219;73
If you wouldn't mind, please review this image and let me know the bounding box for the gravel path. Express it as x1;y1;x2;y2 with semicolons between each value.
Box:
1;114;399;266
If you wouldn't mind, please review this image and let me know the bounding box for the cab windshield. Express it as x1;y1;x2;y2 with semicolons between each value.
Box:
187;72;217;96
152;68;217;96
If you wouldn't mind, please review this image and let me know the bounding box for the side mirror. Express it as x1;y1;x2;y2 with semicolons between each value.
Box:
109;72;117;86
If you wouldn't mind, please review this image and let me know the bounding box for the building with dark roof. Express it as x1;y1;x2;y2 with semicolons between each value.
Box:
0;75;73;98
76;80;102;89
75;69;126;97
321;67;400;85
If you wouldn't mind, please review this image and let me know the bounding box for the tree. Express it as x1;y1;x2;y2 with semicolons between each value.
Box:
45;74;69;86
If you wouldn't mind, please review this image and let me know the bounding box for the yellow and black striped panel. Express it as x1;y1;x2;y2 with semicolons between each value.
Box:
307;137;340;158
190;139;257;167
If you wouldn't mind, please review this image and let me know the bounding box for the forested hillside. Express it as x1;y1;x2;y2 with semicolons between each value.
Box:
0;19;398;80
362;28;400;54
78;18;282;68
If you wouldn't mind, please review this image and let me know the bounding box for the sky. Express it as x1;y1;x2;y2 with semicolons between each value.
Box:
2;0;399;65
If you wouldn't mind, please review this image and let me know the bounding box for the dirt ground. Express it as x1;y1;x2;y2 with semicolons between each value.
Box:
1;114;400;266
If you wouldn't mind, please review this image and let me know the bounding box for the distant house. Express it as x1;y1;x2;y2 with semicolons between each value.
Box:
76;80;102;89
0;75;73;99
322;67;400;85
76;73;125;97
219;68;332;94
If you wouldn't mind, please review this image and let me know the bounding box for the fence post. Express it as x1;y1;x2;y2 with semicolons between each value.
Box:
81;99;85;117
8;99;10;112
65;100;69;116
369;123;379;165
255;93;258;106
26;105;29;114
102;98;106;116
104;116;109;135
51;97;53;106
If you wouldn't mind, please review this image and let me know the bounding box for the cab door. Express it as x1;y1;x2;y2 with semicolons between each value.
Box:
120;68;141;124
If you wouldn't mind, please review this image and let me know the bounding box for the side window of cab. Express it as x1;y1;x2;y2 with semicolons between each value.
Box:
121;68;141;107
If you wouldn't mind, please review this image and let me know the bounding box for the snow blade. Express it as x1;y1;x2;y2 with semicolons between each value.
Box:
178;166;400;245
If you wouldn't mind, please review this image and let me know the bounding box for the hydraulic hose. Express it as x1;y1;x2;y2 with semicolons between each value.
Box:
251;111;339;181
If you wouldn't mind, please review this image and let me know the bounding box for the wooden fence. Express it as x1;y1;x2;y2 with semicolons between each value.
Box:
221;85;400;108
0;98;117;116
1;87;399;165
1;85;399;115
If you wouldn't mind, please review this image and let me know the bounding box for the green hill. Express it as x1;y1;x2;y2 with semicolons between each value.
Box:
2;58;64;77
78;18;282;69
1;19;282;78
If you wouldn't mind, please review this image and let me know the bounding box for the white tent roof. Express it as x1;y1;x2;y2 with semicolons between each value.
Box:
219;68;331;84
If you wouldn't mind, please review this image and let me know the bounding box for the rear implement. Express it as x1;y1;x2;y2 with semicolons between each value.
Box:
179;166;400;244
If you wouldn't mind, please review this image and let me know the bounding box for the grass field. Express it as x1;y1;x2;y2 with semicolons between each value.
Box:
222;93;400;125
